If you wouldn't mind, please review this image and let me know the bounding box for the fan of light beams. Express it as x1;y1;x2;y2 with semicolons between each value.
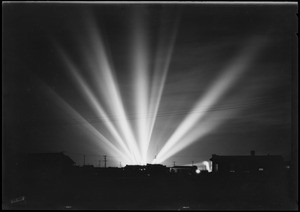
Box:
52;10;266;166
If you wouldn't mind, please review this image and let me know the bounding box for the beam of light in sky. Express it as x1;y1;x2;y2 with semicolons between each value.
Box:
153;109;235;164
85;17;142;164
146;13;180;162
154;38;265;164
132;11;150;164
56;47;135;164
43;82;132;165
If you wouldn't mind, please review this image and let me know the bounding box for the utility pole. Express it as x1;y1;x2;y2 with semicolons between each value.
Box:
104;155;107;168
98;160;101;167
83;155;86;166
173;161;176;167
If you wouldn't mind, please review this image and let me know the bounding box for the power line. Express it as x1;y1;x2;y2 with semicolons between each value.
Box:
65;151;121;158
81;96;288;122
19;95;291;127
73;93;292;121
64;151;124;167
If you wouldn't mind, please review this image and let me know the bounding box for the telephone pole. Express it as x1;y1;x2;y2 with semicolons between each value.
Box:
173;161;176;167
98;160;101;167
104;155;107;168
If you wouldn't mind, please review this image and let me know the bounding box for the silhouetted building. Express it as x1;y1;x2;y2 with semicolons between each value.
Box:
170;166;198;175
145;164;169;175
94;167;124;176
124;164;169;176
124;165;145;172
210;151;285;174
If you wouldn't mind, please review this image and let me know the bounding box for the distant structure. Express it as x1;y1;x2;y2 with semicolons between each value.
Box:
145;164;169;175
210;150;285;174
124;165;145;173
123;164;200;176
170;166;198;175
124;164;169;176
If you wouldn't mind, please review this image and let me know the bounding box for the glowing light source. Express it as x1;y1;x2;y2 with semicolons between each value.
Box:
202;161;212;172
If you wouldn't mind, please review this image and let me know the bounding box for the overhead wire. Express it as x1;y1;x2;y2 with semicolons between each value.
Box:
18;94;291;127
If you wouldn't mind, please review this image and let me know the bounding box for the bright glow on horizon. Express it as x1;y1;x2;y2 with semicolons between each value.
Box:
202;161;212;172
184;161;212;172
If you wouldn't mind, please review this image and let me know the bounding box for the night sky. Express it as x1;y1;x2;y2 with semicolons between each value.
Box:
3;3;297;167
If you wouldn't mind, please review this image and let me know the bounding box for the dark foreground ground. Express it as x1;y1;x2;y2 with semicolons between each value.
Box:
3;169;298;210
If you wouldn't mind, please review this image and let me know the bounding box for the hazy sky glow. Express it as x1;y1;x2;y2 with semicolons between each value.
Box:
3;3;297;166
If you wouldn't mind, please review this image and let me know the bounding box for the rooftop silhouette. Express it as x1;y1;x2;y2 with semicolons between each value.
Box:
3;151;296;210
